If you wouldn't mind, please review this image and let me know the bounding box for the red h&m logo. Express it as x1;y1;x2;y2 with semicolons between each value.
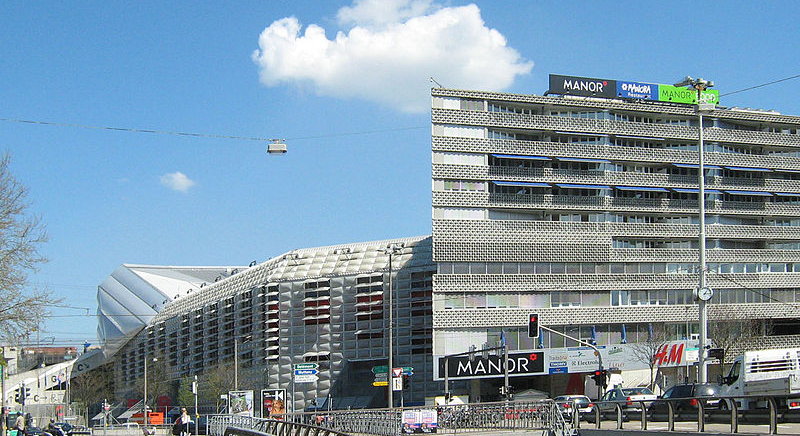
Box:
653;343;685;366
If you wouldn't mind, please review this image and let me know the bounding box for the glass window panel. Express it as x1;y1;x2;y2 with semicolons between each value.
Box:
443;294;463;309
581;263;596;274
465;294;486;308
535;263;550;274
551;263;566;274
470;262;487;274
566;263;580;274
583;292;607;307
487;263;502;274
610;263;624;274
596;263;610;274
439;262;453;274
625;263;639;274
520;263;535;274
519;329;536;350
503;262;519;274
654;263;666;273
453;263;469;274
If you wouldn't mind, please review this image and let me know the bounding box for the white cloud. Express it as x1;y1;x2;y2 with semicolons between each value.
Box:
160;172;196;193
252;1;533;113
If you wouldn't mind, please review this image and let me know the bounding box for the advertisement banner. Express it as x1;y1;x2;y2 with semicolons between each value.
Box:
228;390;254;416
261;389;286;418
550;74;721;105
436;352;545;380
616;80;658;100
549;74;616;98
658;85;720;105
402;409;438;433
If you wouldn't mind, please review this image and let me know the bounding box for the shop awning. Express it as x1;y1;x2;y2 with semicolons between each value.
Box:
725;190;773;196
615;186;669;192
555;183;610;190
490;153;551;161
492;181;551;188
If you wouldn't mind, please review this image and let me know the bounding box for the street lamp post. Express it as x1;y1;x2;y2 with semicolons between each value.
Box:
383;244;403;408
675;76;715;384
143;357;157;428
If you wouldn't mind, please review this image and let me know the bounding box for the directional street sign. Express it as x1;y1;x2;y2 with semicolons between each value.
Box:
294;363;319;370
294;374;319;383
373;365;413;374
294;369;318;376
372;381;388;387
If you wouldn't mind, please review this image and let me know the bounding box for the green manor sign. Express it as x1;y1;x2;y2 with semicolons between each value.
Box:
658;84;720;105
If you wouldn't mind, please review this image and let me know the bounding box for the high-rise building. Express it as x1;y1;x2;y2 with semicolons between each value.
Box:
431;75;800;399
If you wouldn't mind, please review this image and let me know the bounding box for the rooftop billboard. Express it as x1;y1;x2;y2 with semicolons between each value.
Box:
549;74;720;105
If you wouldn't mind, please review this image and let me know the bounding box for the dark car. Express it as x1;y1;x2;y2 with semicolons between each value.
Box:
588;387;656;421
649;383;722;416
52;422;91;436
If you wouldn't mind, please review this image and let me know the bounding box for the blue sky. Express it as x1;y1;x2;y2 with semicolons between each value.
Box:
1;0;798;345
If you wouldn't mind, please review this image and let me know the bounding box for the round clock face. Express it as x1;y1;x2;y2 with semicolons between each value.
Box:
697;286;714;301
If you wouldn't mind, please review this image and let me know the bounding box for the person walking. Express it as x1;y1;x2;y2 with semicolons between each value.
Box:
179;408;192;436
15;413;26;436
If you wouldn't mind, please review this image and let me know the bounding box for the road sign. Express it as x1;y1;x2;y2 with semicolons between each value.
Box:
294;363;319;370
294;369;318;375
373;365;413;374
372;381;388;387
392;368;403;377
392;376;403;391
293;374;318;383
373;373;388;380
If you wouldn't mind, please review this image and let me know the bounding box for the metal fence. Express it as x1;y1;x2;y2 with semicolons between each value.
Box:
209;399;574;436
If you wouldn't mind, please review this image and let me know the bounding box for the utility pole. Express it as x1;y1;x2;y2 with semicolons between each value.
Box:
383;244;402;408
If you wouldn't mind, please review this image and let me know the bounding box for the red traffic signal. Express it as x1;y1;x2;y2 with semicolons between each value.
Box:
528;313;539;338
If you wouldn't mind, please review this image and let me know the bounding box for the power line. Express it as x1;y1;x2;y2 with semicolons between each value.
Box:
719;73;800;97
0;116;426;143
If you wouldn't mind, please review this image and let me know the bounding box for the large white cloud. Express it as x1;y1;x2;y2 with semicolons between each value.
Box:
252;0;533;113
160;172;196;193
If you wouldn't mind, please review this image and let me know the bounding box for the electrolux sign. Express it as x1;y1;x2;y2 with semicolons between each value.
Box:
437;352;545;380
549;74;720;105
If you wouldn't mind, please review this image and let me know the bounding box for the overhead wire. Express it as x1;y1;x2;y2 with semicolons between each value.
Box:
0;116;426;143
719;73;800;97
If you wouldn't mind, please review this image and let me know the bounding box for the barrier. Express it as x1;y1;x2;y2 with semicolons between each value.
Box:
210;399;574;436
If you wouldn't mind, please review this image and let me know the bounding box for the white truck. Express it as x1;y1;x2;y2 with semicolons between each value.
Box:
718;347;800;410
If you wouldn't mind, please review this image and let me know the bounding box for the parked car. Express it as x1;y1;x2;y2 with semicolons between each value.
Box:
649;383;722;417
588;387;656;421
554;395;593;420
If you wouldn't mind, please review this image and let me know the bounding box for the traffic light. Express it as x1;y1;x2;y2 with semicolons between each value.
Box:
591;369;608;388
528;313;539;338
13;388;20;404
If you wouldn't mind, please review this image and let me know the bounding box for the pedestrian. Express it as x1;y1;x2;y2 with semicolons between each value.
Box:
179;408;192;436
15;413;26;436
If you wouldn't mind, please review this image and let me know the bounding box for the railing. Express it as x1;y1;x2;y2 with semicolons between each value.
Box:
577;394;800;435
209;399;574;436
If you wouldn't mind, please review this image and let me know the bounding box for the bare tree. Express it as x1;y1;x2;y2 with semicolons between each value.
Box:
200;362;236;412
708;305;766;374
629;323;672;390
70;363;115;413
0;154;57;339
